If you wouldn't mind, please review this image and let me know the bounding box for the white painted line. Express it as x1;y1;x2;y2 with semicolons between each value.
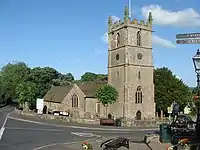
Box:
8;116;158;131
33;138;97;150
0;113;9;140
5;127;64;132
0;127;5;139
71;132;102;138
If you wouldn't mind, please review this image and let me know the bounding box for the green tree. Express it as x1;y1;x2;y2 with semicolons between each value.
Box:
0;62;30;104
154;67;192;114
52;72;74;86
81;72;98;82
29;67;60;98
16;82;37;109
96;74;108;81
96;84;118;116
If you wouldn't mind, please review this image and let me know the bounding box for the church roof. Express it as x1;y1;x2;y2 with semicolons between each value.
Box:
43;81;107;103
43;85;74;103
77;81;107;98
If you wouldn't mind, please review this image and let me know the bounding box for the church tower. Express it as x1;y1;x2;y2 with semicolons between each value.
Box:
107;6;155;119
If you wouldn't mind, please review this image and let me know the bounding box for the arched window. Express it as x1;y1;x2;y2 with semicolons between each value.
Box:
137;31;141;46
135;86;142;104
96;102;100;113
72;94;78;107
116;33;120;47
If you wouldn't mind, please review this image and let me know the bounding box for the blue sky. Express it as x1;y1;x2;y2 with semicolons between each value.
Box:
0;0;199;86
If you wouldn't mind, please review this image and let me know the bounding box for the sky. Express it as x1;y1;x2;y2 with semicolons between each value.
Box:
0;0;200;86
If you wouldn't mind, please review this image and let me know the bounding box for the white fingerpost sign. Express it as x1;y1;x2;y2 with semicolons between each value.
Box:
36;98;44;114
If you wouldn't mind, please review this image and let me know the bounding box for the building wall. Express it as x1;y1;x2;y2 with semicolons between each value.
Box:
44;101;62;112
44;84;105;118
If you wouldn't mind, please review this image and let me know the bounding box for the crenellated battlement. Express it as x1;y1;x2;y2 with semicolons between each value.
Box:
108;6;153;32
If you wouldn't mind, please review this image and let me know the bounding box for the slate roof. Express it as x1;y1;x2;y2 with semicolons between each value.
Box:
77;81;107;98
43;85;74;103
43;81;107;103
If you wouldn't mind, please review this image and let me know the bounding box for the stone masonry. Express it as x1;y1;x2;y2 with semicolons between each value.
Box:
107;6;155;119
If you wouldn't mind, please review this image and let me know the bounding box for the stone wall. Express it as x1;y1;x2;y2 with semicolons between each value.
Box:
16;110;170;127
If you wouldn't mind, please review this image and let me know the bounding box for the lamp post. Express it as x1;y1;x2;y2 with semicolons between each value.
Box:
192;49;200;139
193;49;200;100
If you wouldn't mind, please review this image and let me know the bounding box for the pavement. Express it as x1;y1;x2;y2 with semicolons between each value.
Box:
0;106;170;150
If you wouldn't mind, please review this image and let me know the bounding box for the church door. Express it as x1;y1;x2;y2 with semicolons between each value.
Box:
43;105;47;114
136;110;142;120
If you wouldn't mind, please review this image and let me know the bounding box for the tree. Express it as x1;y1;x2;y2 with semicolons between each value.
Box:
29;67;60;98
16;82;37;109
0;62;30;104
96;74;108;81
96;84;118;116
154;67;192;114
52;72;74;86
81;72;98;82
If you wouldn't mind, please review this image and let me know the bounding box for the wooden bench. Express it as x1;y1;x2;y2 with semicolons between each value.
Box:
100;118;115;126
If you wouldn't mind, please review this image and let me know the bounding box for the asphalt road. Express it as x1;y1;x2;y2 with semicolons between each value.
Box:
0;107;155;150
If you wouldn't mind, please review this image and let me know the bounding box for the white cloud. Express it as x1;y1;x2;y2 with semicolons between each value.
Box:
101;32;175;48
101;32;108;44
152;35;176;48
141;4;200;27
111;16;120;23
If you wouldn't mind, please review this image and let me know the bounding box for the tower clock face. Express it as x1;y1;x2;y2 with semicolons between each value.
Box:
137;53;143;60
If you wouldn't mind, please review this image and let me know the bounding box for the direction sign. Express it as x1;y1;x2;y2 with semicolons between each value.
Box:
176;33;200;39
176;39;200;44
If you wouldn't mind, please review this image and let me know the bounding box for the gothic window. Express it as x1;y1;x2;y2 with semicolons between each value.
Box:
96;102;100;113
72;94;78;107
137;31;141;46
116;33;120;47
135;86;142;104
138;71;141;79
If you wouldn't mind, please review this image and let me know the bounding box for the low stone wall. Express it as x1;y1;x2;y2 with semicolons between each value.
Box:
16;110;100;124
121;119;170;127
16;110;170;127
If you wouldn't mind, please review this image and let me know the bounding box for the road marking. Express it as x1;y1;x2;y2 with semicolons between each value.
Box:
8;116;158;131
33;138;97;150
5;127;65;132
71;132;102;137
0;113;9;140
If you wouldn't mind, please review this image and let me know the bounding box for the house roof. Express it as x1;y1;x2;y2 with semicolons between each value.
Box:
77;81;107;98
43;81;107;103
43;85;74;103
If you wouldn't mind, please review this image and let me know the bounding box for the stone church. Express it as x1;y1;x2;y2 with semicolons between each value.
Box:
43;6;155;120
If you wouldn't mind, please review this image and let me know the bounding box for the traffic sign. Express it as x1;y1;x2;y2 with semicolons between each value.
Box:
176;33;200;39
176;39;200;44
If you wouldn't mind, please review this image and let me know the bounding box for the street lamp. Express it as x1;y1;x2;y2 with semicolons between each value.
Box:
193;49;200;97
193;49;200;139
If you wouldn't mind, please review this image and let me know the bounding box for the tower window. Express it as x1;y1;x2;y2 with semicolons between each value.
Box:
137;31;141;46
116;71;120;79
138;71;141;79
116;54;119;60
135;86;142;104
116;33;120;47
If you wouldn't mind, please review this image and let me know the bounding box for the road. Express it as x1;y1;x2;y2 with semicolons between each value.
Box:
0;107;156;150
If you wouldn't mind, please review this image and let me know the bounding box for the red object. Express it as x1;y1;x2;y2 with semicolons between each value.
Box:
194;95;199;100
83;141;88;145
